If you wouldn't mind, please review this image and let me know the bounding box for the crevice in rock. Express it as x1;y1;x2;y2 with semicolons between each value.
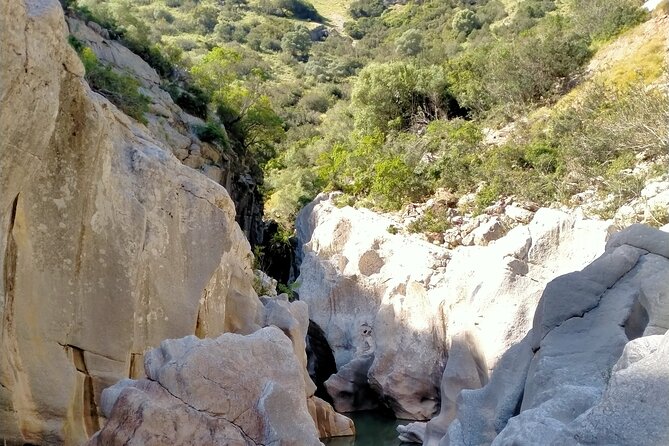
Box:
128;353;143;379
3;194;19;333
194;305;206;339
623;296;649;340
306;320;337;404
65;344;101;437
151;375;262;445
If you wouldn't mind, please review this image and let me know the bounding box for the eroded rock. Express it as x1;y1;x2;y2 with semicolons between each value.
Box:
297;194;612;421
442;225;669;446
87;328;323;446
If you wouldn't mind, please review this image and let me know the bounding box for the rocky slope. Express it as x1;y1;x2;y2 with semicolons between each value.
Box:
0;0;259;443
65;13;265;245
296;193;613;420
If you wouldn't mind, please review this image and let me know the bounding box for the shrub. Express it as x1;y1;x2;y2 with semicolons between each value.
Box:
349;0;385;18
351;62;451;132
194;121;230;149
395;29;424;57
451;9;479;35
408;207;452;233
76;47;150;123
281;25;312;61
166;82;210;119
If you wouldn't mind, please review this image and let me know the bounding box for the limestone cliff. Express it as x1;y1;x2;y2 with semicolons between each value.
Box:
441;225;669;446
64;14;265;245
0;0;263;444
296;194;613;420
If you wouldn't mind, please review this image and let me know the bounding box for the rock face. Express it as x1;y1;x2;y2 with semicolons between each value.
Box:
90;301;354;446
87;327;323;446
296;194;613;420
0;1;262;444
64;14;264;245
260;295;355;439
441;224;669;446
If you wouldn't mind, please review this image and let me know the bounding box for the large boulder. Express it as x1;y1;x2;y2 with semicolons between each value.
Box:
0;1;261;444
441;224;669;446
87;327;323;446
296;195;612;420
261;295;355;439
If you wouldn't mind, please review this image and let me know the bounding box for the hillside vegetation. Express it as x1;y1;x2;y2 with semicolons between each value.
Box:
63;0;667;232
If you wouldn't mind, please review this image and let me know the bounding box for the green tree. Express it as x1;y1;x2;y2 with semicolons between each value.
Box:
451;9;479;35
281;25;312;61
192;47;284;161
395;29;424;57
351;62;450;133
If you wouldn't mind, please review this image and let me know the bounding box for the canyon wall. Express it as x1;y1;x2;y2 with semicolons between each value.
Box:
296;194;613;420
0;0;262;443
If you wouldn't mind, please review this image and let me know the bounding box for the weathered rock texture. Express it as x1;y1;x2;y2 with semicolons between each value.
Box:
87;327;323;446
65;14;264;244
296;194;613;420
441;224;669;446
261;295;355;439
0;1;262;443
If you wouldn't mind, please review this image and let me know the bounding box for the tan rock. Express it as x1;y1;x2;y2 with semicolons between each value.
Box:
202;144;222;163
0;2;261;444
307;396;356;438
203;165;223;183
183;154;205;169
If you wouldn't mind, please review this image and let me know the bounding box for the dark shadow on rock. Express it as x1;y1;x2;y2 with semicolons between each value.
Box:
307;319;338;403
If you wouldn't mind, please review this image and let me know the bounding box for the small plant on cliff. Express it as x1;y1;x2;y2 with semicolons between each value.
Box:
194;121;231;151
277;280;300;301
408;207;452;234
71;44;150;123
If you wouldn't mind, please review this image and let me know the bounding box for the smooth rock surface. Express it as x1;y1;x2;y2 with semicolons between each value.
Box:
0;1;261;444
297;195;612;420
442;225;669;446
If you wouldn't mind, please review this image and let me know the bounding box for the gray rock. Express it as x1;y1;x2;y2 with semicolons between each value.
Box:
297;196;611;421
443;225;669;446
552;333;669;445
397;422;427;443
472;216;505;246
325;354;378;413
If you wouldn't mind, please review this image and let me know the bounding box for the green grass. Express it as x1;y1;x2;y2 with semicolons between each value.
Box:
309;0;352;26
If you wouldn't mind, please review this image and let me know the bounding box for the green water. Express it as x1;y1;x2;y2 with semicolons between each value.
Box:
323;411;411;446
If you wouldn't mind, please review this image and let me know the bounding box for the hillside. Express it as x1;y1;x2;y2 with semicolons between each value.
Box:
58;0;667;279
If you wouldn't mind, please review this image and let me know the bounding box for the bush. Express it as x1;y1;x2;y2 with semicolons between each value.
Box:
299;91;330;113
194;121;230;149
395;29;424;56
351;62;451;132
451;9;479;35
349;0;385;18
281;25;312;61
76;47;150;123
166;82;210;119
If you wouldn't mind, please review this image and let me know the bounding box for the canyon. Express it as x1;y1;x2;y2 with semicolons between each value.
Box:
1;0;669;445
